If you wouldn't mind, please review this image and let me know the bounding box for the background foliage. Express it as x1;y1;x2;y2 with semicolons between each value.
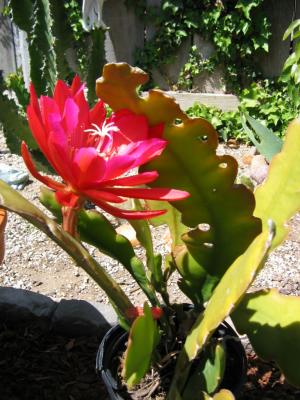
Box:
126;0;271;91
0;0;106;167
187;80;299;142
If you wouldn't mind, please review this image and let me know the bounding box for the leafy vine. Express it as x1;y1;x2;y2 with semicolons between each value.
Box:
126;0;271;91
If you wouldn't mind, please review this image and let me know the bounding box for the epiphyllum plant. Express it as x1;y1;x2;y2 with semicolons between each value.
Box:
1;63;300;399
22;76;188;235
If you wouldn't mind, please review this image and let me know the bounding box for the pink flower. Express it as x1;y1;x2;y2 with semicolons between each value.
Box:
22;76;189;220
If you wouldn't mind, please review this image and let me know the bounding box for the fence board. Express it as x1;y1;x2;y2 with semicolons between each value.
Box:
258;0;297;77
103;0;144;65
0;0;16;77
0;0;298;91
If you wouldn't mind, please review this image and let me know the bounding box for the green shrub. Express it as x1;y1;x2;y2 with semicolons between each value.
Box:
187;80;300;142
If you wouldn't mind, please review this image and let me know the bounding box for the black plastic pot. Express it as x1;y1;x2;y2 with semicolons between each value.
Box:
96;320;247;400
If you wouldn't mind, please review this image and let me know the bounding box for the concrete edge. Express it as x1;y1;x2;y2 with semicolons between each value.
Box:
0;287;117;337
166;91;240;112
0;287;253;352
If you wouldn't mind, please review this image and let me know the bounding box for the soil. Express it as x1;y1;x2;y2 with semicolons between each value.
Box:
238;353;300;400
1;320;300;400
0;320;108;400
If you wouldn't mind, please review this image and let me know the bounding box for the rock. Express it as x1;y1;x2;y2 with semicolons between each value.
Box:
242;154;253;166
0;163;29;189
250;155;269;184
0;287;57;322
226;139;240;149
163;228;172;252
116;223;139;247
51;299;116;337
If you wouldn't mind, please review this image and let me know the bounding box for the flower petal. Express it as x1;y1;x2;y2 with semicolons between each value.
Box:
55;190;81;208
90;100;106;127
102;171;159;187
62;98;80;146
123;138;167;167
54;80;72;114
81;189;125;204
29;83;42;122
93;200;167;220
149;123;164;138
105;187;190;201
40;96;61;131
21;142;65;191
109;109;149;146
72;147;106;187
27;104;52;161
71;75;84;96
47;128;75;183
104;155;136;180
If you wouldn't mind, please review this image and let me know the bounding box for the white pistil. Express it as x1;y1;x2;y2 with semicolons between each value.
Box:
84;121;118;156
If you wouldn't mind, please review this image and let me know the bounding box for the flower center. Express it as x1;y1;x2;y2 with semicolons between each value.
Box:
85;121;118;157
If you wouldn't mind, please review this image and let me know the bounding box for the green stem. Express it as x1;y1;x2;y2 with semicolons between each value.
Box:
130;200;170;306
0;180;134;322
48;219;134;321
167;316;202;399
62;206;78;236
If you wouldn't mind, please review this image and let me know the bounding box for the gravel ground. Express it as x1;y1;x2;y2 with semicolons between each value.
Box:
1;130;300;305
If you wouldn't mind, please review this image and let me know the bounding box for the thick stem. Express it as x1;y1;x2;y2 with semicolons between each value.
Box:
0;208;7;264
62;206;79;237
49;219;134;321
0;183;133;322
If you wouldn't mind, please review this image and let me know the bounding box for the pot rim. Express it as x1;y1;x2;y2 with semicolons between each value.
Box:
96;320;247;400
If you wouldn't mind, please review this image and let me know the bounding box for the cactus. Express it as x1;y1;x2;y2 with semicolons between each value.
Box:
0;75;37;153
50;0;74;80
39;188;159;306
9;0;57;95
122;303;160;388
232;289;300;387
96;63;262;300
87;28;106;104
1;0;105;161
167;224;275;398
3;63;300;397
254;118;300;247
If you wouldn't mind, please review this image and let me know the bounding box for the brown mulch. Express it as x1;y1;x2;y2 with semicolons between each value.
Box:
0;321;109;400
238;354;300;400
1;321;300;400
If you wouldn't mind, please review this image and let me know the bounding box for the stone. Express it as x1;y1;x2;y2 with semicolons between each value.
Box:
0;1;17;77
51;299;117;337
0;163;29;189
0;287;57;322
116;223;139;247
242;154;253;166
250;155;269;185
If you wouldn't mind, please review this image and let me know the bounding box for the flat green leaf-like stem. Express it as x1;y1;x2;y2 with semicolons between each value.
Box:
122;303;159;387
39;187;158;306
182;341;225;399
145;118;261;281
167;224;274;398
254;118;300;248
97;63;261;296
232;289;300;387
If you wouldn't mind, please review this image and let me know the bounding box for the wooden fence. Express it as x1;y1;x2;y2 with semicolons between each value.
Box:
0;0;299;93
